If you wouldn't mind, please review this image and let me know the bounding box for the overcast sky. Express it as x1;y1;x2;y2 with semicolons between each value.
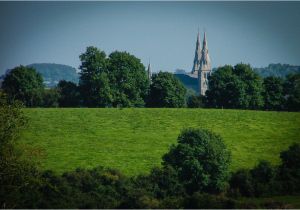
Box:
0;1;300;75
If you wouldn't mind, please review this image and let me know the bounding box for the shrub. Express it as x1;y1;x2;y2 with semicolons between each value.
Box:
184;193;236;209
229;169;254;197
250;160;276;196
278;143;300;194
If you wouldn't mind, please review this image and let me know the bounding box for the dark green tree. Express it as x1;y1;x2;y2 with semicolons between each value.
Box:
163;128;231;194
79;46;112;107
187;95;205;108
57;80;80;107
147;72;186;108
206;64;264;109
284;73;300;111
43;88;59;107
278;143;300;193
263;76;285;110
2;65;44;107
107;51;149;107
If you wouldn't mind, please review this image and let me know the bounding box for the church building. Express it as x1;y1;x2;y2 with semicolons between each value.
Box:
191;32;212;95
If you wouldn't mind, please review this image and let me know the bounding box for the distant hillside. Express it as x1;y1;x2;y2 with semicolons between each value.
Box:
27;63;79;87
174;73;198;93
254;63;300;78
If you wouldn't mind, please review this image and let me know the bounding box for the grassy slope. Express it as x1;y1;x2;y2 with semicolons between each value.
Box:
19;108;300;176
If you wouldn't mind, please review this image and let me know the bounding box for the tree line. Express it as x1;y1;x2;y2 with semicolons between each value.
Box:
1;97;300;208
1;47;299;111
189;64;300;111
1;46;186;108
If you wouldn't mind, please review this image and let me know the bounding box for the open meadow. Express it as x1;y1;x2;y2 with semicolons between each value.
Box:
19;108;300;176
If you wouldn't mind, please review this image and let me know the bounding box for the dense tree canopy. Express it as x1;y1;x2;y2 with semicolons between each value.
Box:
147;72;186;108
163;128;231;194
284;73;300;111
78;47;149;107
107;51;149;107
263;76;285;110
79;46;111;107
206;64;264;109
57;80;80;107
2;66;44;107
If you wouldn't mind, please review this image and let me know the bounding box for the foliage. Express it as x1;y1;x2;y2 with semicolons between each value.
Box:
230;144;300;197
57;80;80;107
250;160;276;196
148;72;186;107
2;65;44;107
78;47;149;107
184;193;235;209
229;169;254;197
187;95;205;108
206;64;264;109
108;51;149;107
42;88;59;107
163;128;231;193
0;93;39;208
263;76;285;110
278;143;300;193
284;73;300;111
79;46;112;107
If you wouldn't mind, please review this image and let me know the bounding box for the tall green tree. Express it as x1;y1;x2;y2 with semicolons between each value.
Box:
147;72;186;108
57;80;80;107
2;66;44;107
206;64;264;109
284;73;300;111
42;88;59;107
263;76;285;110
79;46;112;107
162;128;231;194
107;51;149;107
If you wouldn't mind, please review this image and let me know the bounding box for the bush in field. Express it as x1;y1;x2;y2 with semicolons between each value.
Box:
278;143;300;193
163;128;231;194
229;169;254;197
250;160;276;196
230;144;300;197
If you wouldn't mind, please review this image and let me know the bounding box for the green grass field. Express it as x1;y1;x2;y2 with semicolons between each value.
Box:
19;108;300;176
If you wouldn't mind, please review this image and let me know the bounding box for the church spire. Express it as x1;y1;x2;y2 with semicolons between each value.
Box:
199;31;212;96
147;61;152;82
191;31;202;75
200;31;211;68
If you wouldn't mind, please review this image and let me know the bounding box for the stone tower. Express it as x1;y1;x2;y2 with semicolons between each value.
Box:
147;62;152;82
198;32;212;95
191;32;202;77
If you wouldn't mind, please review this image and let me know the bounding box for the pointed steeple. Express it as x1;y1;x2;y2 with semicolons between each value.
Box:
191;31;202;75
147;61;152;82
200;31;211;68
203;31;207;49
199;31;212;96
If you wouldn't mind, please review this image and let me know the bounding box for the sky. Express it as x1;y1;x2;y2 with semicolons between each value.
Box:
0;1;300;75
